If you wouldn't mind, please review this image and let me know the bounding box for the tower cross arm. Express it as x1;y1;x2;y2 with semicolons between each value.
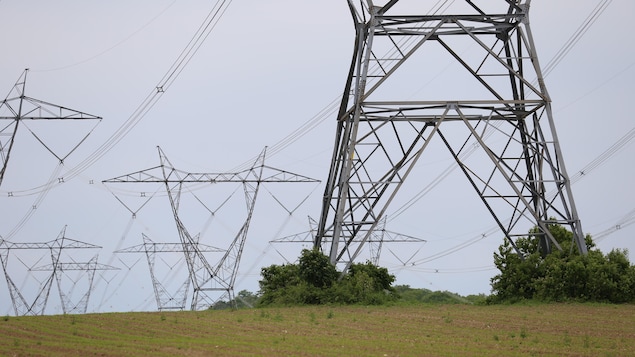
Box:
378;13;524;23
257;166;321;183
0;241;51;250
103;166;320;184
55;238;102;250
30;262;120;271
115;242;224;253
0;238;100;250
1;96;102;121
102;166;173;183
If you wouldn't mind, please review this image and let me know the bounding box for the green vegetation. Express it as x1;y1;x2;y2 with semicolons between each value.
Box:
4;226;635;355
218;224;635;308
394;285;487;305
211;286;486;310
210;290;259;310
489;223;635;304
258;249;397;306
1;304;634;356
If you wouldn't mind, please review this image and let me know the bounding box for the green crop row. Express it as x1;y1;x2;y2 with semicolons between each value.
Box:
1;303;634;356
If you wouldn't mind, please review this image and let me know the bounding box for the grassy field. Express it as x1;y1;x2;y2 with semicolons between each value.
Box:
1;303;634;356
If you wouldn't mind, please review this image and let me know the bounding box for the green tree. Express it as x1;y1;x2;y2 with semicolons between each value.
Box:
209;290;260;310
258;263;301;305
489;223;635;303
257;249;397;306
338;261;398;305
348;261;395;292
235;290;259;308
298;248;339;288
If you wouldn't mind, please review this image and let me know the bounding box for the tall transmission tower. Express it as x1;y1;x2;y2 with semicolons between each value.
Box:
0;69;102;189
104;146;320;310
315;0;587;269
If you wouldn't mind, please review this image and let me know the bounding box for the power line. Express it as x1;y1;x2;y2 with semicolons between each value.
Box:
539;0;613;80
569;126;635;186
32;1;179;73
0;0;233;240
66;0;233;180
593;208;635;243
229;1;457;172
8;0;232;193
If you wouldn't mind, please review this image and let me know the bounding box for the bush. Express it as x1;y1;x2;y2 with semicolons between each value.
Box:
258;249;397;306
488;223;635;304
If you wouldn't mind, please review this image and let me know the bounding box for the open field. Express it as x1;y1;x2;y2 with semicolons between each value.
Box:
1;303;634;356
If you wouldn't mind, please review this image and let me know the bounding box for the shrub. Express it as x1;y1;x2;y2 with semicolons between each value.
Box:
258;249;396;306
489;223;635;304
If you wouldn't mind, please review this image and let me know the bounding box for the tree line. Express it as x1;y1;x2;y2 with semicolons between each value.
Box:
211;224;635;309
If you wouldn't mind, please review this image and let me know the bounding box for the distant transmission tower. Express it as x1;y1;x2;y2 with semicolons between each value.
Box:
32;254;118;314
315;1;587;269
0;69;102;188
0;226;106;316
273;216;426;265
115;233;224;311
104;146;319;310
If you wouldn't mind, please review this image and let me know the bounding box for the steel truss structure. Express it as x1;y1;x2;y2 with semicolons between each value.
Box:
32;255;118;314
315;0;587;269
103;147;320;310
0;69;102;188
0;226;112;315
273;216;426;265
115;233;224;311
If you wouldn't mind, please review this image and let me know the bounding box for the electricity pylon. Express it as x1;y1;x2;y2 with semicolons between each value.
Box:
32;255;119;314
115;233;224;311
315;0;587;269
0;226;102;316
273;216;426;265
104;146;320;310
0;69;102;188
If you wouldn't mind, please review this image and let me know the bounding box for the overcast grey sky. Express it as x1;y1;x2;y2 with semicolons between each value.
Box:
1;0;634;314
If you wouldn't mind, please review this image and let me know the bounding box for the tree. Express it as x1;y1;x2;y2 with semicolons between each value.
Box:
489;223;635;303
235;290;259;308
258;263;302;306
298;248;339;288
210;289;260;310
258;249;397;306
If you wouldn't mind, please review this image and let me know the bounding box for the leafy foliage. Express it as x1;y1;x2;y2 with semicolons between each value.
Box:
393;285;486;305
489;223;635;303
210;290;260;310
298;247;339;288
258;249;397;306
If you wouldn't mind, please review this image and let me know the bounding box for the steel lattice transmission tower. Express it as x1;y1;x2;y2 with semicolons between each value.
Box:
315;0;587;268
0;69;102;188
32;255;118;315
115;233;224;311
272;216;426;266
104;146;319;310
0;226;110;316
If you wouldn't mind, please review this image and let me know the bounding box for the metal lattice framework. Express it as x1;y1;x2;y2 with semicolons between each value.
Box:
273;216;426;265
315;0;587;269
115;233;224;311
0;226;105;316
104;146;320;310
32;255;119;314
0;69;102;189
